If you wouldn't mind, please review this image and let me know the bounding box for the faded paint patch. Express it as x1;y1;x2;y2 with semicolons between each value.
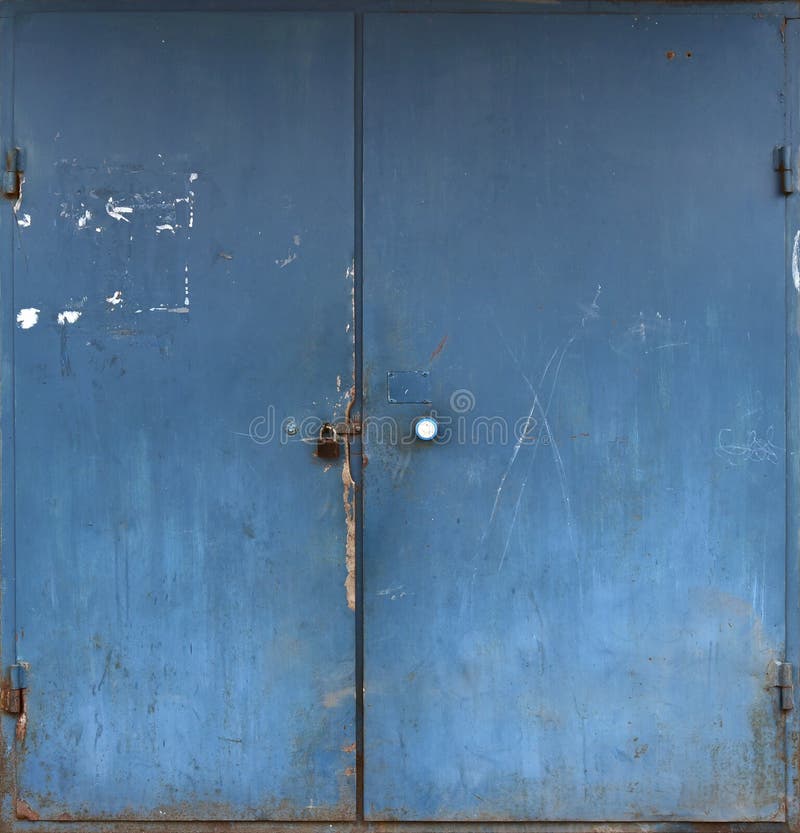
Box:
793;230;800;293
323;687;353;709
57;310;82;325
16;308;39;329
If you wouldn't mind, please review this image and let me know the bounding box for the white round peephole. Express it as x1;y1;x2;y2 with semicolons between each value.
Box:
415;417;438;441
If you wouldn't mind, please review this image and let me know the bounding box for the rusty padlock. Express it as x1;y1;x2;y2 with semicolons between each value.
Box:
316;423;340;459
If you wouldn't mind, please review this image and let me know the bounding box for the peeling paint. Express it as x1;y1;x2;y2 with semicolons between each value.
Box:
12;175;24;214
77;209;92;229
16;213;31;228
57;310;82;325
106;290;123;306
16;708;27;744
793;230;800;293
156;223;175;234
189;172;199;183
105;197;133;222
149;306;189;314
276;252;297;269
16;308;40;330
342;383;356;613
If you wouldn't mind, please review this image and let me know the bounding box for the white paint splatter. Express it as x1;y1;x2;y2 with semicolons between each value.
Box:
189;172;199;183
16;308;39;329
77;209;92;229
184;264;190;307
105;197;133;223
276;252;297;269
106;291;123;306
16;213;31;228
793;230;800;293
57;310;82;325
346;261;355;280
155;224;175;234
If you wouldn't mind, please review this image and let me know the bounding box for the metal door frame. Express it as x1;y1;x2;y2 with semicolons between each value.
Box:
1;2;799;831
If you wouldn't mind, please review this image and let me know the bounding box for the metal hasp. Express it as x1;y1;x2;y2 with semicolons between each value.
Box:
2;147;23;201
777;661;794;711
1;663;27;715
316;420;362;460
774;144;794;194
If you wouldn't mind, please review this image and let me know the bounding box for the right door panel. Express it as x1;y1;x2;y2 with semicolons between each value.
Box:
363;13;789;821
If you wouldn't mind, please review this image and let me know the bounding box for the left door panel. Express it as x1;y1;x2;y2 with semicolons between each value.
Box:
5;12;355;821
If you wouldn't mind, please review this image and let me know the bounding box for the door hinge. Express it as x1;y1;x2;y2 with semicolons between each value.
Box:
1;663;27;715
774;145;794;195
777;661;794;711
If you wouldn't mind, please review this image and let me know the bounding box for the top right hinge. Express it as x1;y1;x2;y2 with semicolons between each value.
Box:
774;144;794;195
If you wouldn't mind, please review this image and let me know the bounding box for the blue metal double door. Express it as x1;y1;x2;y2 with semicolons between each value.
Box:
5;8;798;827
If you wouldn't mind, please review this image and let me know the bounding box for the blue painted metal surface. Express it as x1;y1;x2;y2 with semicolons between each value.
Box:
363;11;791;822
1;3;799;829
7;12;356;821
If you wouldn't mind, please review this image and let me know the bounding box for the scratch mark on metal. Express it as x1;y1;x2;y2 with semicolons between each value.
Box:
429;334;449;363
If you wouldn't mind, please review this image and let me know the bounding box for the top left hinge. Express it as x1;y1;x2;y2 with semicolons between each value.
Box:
3;147;24;202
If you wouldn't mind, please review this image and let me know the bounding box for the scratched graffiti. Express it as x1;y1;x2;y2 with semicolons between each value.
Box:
715;426;782;466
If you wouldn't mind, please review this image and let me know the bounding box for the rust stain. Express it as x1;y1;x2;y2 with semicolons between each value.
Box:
342;742;356;753
15;799;39;821
342;387;356;612
666;50;676;60
429;334;449;363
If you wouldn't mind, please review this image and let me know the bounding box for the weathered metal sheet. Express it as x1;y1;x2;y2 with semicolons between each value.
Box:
363;12;790;821
8;12;356;820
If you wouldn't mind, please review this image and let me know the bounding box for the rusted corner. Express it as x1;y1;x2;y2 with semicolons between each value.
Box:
15;799;39;822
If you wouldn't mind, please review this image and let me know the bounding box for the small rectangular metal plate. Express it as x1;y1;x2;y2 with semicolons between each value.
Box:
387;370;431;404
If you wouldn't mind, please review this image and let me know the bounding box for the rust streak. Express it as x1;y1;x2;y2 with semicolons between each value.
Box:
429;334;449;364
342;386;356;612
